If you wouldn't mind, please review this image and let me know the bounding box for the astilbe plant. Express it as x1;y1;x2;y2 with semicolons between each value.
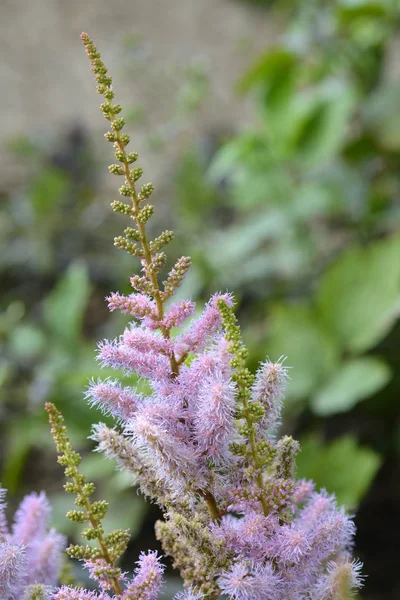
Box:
1;32;364;600
0;486;66;600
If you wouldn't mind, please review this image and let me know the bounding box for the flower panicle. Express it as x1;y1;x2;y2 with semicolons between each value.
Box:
42;32;367;600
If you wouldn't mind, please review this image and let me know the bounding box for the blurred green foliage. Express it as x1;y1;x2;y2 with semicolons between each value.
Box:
0;133;140;530
175;0;400;506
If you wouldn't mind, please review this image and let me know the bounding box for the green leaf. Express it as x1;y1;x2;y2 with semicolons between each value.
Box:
10;324;46;361
338;0;389;21
296;434;382;509
316;234;400;352
292;80;357;164
237;49;297;96
1;416;50;493
30;167;68;216
312;357;391;416
43;261;91;344
266;303;339;402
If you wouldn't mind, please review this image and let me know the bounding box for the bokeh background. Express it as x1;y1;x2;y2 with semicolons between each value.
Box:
1;1;400;598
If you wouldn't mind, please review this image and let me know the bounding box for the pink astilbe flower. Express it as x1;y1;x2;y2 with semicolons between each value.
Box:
309;559;364;600
127;402;202;493
296;489;337;527
175;293;234;356
84;557;126;592
121;551;165;600
0;488;65;599
161;300;196;330
193;370;237;460
307;508;356;563
218;561;281;600
0;541;25;599
213;512;277;561
268;523;312;566
98;342;171;382
107;292;158;325
73;33;365;600
53;588;111;600
292;479;315;506
121;326;173;356
11;491;51;545
251;359;289;437
27;529;65;587
86;378;140;420
177;335;233;401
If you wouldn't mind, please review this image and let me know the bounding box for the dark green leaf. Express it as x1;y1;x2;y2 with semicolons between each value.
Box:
317;234;400;352
266;303;339;402
43;261;91;344
296;434;382;509
312;357;391;415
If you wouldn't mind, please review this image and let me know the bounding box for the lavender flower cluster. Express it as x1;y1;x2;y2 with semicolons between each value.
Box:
0;32;364;600
0;487;65;599
84;291;363;600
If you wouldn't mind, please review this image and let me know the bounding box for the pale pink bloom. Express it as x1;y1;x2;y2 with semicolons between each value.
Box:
213;512;277;561
292;480;315;506
86;379;140;420
83;557;125;592
193;371;236;460
268;523;312;565
296;490;337;528
12;492;51;545
0;541;25;599
98;342;171;382
162;300;196;330
27;529;65;587
127;402;201;492
309;559;363;600
107;292;158;325
307;508;356;563
122;551;165;600
121;326;173;356
53;588;111;599
218;561;281;600
251;359;289;436
175;293;233;356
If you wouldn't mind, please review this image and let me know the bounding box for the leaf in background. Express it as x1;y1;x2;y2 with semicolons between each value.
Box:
43;261;91;345
208;132;267;188
30;167;68;216
312;356;391;416
10;324;46;361
316;234;400;352
237;48;298;118
266;303;339;402
292;79;358;165
296;434;382;509
364;83;400;151
237;48;297;95
337;0;389;21
1;415;52;493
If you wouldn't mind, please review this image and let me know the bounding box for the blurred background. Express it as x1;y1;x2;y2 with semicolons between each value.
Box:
1;0;400;598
